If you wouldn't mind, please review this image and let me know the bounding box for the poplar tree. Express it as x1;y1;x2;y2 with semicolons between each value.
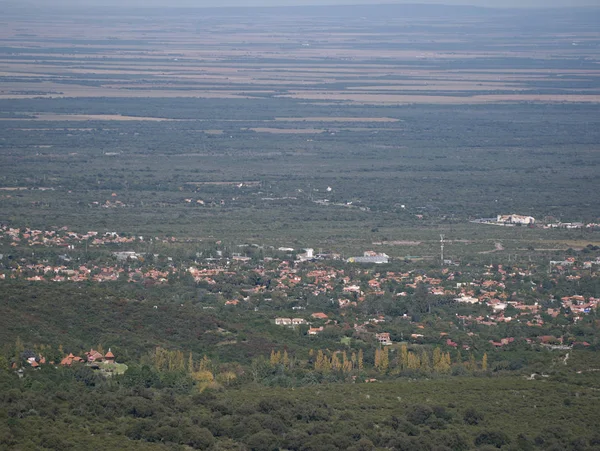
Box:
380;347;389;372
283;350;290;368
468;353;477;372
199;355;211;372
433;347;443;370
331;352;341;372
188;352;195;373
420;349;430;373
270;349;280;366
400;344;409;369
315;350;325;371
342;351;353;374
407;352;420;370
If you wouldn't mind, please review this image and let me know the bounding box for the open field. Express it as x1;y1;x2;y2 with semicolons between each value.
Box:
1;5;600;104
0;3;598;254
247;127;327;134
274;117;401;122
0;113;185;121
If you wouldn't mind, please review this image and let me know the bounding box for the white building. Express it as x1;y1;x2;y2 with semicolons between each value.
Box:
454;295;479;304
497;214;535;225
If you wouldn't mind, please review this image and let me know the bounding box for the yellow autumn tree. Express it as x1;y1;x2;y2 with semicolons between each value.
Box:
282;350;290;368
331;352;341;372
358;349;364;370
188;352;195;373
321;352;332;374
217;371;237;385
270;349;280;366
191;369;215;393
315;350;325;372
407;352;420;370
199;355;211;372
420;350;431;373
380;347;389;372
374;348;381;369
168;350;185;372
433;348;442;369
151;347;168;371
374;348;390;372
434;350;451;373
468;353;477;372
342;351;353;374
482;353;488;371
400;344;409;370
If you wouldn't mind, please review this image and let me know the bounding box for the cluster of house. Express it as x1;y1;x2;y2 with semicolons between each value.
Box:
264;256;598;345
472;215;536;226
473;215;599;230
191;254;597;330
1;261;172;283
16;348;116;371
60;348;115;366
0;225;179;249
551;257;600;270
274;317;307;326
90;199;130;209
543;222;600;230
3;225;598;350
4;226;598;332
489;336;589;349
274;312;331;335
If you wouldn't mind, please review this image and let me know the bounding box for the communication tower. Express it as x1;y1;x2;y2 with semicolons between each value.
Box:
440;234;445;266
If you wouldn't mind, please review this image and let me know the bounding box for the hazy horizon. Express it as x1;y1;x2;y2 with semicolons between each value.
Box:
6;0;600;8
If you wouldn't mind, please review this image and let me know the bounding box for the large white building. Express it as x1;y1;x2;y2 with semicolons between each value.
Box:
497;214;535;225
347;251;389;264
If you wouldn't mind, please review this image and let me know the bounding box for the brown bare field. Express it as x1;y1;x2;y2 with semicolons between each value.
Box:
185;181;261;186
0;114;186;121
0;8;598;106
373;241;422;246
274;117;400;122
279;91;600;104
347;83;527;92
9;128;98;131
247;128;327;134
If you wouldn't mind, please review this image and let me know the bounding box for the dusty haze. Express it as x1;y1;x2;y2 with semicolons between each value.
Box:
6;0;600;8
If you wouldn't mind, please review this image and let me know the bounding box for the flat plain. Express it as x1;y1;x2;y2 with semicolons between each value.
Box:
0;3;599;254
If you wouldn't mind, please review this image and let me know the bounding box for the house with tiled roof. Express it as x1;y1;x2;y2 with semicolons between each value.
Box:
104;349;115;362
60;353;84;366
85;349;104;363
311;312;328;320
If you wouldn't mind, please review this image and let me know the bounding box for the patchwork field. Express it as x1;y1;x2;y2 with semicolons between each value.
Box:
1;5;599;104
0;3;598;250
